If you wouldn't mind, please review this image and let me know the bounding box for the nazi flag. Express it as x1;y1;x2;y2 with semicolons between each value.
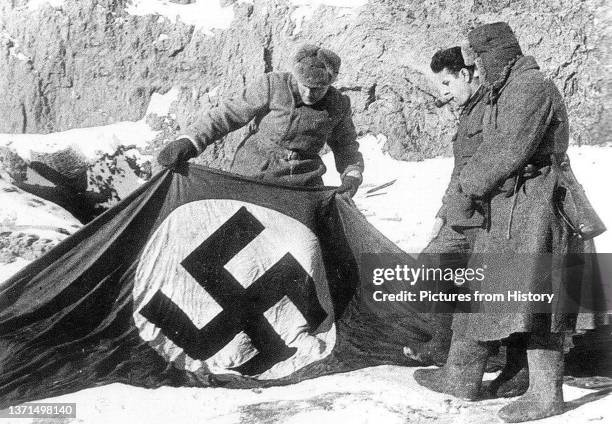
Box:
133;199;335;378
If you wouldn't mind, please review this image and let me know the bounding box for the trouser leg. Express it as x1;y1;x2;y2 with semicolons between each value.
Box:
404;225;471;365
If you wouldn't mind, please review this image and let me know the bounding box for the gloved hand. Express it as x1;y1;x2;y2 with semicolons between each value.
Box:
336;175;361;198
157;138;198;170
446;192;485;231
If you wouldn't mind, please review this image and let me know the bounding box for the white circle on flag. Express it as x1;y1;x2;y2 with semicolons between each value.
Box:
133;199;335;377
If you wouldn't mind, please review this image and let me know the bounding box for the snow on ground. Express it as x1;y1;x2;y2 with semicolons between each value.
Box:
1;366;609;424
0;176;81;288
0;177;81;237
0;175;82;285
324;135;451;254
0;257;30;283
0;120;155;163
126;0;248;35
0;89;180;284
0;89;177;163
0;88;178;205
146;87;181;118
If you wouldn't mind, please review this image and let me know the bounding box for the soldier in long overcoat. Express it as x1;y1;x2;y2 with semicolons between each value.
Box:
157;44;363;195
414;22;606;423
403;46;487;366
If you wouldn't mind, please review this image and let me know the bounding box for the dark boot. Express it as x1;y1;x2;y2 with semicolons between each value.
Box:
487;336;529;398
414;332;491;400
498;334;565;422
493;366;529;398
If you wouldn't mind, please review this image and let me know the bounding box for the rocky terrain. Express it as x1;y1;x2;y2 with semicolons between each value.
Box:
0;3;610;420
0;88;164;268
0;0;609;166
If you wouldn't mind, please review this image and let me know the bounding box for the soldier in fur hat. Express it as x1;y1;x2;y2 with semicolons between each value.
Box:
414;22;606;423
406;46;529;398
157;44;363;195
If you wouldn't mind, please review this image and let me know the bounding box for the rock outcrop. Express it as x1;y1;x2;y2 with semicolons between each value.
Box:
0;172;82;267
0;139;151;267
0;0;609;165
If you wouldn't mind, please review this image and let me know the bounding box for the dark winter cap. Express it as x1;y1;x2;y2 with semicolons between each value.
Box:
468;22;521;56
465;22;523;85
292;44;341;87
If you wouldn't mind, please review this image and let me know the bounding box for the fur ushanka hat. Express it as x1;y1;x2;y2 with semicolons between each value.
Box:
292;44;341;87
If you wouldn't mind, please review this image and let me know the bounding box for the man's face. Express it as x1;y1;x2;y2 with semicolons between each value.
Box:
297;82;330;105
435;68;474;107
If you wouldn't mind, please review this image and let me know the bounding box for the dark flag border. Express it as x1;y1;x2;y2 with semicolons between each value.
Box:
0;164;432;408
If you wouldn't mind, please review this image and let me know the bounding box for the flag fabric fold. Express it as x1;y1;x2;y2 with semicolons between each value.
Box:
0;165;429;407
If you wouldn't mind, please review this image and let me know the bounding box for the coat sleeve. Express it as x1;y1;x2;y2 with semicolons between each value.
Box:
437;166;462;219
458;80;554;198
327;95;364;178
435;133;461;219
185;74;270;154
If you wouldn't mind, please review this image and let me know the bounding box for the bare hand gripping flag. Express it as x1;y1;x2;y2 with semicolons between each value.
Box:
0;165;429;407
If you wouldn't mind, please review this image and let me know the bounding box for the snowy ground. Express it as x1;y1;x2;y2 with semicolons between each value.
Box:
1;94;611;422
0;367;609;424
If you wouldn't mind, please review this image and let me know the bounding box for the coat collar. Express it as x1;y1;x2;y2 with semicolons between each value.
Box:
462;85;486;116
483;55;540;107
507;56;540;80
289;73;304;107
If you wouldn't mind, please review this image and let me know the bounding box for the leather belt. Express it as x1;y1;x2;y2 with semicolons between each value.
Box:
505;157;552;239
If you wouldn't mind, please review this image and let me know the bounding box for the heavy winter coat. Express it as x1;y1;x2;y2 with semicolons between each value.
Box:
436;86;487;224
450;56;603;341
186;72;363;186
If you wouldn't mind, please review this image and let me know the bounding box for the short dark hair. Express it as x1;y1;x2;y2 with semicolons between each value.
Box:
430;46;475;75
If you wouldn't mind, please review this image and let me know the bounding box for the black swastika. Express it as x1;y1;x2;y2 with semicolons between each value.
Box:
140;206;327;375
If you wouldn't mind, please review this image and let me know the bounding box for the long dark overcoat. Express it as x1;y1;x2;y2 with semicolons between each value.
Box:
450;56;604;341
